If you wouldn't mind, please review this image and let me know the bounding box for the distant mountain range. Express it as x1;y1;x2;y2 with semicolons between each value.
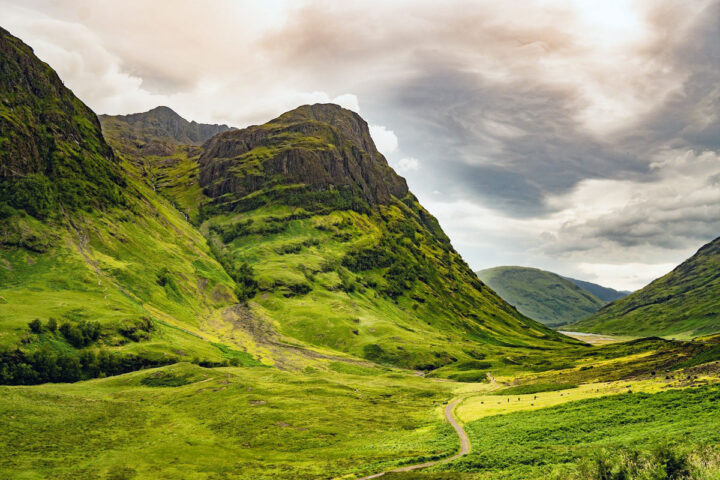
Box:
563;277;631;303
476;266;625;327
570;236;720;338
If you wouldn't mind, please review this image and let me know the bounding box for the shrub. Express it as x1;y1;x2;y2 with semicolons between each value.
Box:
46;317;58;332
0;174;56;218
0;347;176;385
573;444;700;480
59;320;101;347
118;317;154;342
28;319;43;334
233;262;258;301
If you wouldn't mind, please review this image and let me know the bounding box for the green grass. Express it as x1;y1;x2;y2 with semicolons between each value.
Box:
0;362;458;480
440;384;720;479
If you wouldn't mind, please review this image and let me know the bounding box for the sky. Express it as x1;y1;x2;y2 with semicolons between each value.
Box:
2;0;719;291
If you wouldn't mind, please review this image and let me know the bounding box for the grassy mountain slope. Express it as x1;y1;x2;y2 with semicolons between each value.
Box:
0;26;125;218
564;276;631;303
194;105;582;368
101;103;578;370
476;266;606;327
571;237;720;338
0;26;267;384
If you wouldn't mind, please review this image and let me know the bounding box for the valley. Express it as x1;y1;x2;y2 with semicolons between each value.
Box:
2;20;720;480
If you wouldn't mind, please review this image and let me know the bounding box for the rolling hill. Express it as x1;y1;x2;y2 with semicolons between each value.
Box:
476;266;606;327
570;236;720;338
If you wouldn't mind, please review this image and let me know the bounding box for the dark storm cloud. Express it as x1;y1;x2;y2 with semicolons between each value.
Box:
634;2;720;151
369;68;643;216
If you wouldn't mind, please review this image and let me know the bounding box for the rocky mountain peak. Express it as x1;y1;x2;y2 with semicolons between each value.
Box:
199;103;408;211
99;106;232;148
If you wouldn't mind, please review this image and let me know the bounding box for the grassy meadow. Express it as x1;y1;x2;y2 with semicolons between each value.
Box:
437;384;720;479
0;362;459;480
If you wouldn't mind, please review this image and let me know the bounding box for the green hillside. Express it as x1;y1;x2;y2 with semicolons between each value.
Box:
0;24;575;387
0;26;265;384
570;236;720;338
476;266;606;327
102;103;577;370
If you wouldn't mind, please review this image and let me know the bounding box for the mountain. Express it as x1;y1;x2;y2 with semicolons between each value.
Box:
104;102;577;369
99;107;232;222
0;26;261;385
476;266;606;327
0;27;126;218
570;237;720;338
99;106;231;156
0;24;575;386
564;277;631;303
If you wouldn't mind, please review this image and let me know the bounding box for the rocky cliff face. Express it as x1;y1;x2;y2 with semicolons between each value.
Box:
0;27;125;217
199;104;408;209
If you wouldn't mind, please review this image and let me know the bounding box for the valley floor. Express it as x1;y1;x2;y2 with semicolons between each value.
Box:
3;355;720;480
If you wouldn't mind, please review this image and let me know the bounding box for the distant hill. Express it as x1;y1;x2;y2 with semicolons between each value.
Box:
570;237;720;338
563;277;631;303
476;267;605;327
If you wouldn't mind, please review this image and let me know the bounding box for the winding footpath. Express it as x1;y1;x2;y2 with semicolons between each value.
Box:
356;399;470;479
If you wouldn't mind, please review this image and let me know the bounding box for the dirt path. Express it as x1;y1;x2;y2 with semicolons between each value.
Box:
356;399;470;479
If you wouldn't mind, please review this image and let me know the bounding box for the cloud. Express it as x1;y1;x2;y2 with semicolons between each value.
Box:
396;157;420;172
541;149;720;257
368;125;398;155
331;94;360;113
2;0;719;289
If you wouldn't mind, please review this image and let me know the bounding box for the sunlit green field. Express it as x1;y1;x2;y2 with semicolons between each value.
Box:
0;362;459;480
436;384;720;479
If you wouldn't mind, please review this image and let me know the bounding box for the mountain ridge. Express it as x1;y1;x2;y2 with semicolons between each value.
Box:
99;106;232;159
563;276;631;303
570;236;720;338
198;103;409;209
